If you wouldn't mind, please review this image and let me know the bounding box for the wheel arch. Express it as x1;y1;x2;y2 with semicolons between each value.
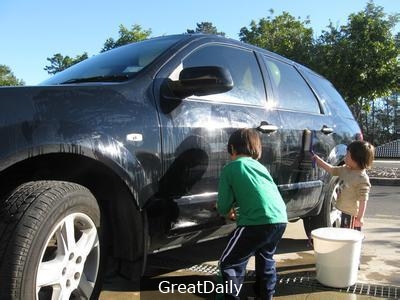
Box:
0;150;147;269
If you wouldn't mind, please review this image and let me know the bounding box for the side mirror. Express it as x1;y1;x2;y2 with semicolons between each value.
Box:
167;66;233;99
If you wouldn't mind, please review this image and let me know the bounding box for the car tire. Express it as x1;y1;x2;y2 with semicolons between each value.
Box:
303;176;342;235
0;181;105;299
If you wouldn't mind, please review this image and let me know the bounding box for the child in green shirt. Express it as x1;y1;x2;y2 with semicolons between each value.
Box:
217;128;287;300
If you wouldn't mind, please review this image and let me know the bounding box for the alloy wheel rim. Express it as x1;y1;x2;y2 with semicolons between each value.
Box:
36;212;100;299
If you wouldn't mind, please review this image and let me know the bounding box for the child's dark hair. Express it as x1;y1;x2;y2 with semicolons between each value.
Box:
227;128;262;160
347;140;375;169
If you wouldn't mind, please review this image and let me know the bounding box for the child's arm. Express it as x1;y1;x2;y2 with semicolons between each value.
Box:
217;172;234;216
313;153;334;174
354;197;368;227
354;182;370;227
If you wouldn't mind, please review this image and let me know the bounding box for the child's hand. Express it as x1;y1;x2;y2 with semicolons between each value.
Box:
311;151;317;167
227;208;236;221
311;151;318;160
354;217;363;228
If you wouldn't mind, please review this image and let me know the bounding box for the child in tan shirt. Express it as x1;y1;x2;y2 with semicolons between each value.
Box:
313;140;375;230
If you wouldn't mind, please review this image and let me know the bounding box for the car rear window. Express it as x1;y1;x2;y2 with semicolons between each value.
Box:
304;71;355;119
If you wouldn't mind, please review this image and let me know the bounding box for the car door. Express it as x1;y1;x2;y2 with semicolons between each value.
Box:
153;42;281;240
261;55;336;218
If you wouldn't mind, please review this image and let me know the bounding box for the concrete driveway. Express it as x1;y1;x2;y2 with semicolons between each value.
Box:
100;180;399;299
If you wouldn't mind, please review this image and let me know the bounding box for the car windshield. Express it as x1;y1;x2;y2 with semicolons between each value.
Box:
40;35;184;85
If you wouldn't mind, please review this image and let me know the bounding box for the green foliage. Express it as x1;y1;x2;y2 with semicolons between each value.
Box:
313;1;400;108
187;22;225;36
308;1;400;144
44;53;88;75
0;64;25;86
237;2;399;144
101;24;151;52
239;10;314;65
364;94;399;144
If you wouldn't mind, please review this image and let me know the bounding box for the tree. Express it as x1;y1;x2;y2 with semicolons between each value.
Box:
0;64;24;86
44;53;88;75
101;24;151;52
313;1;399;107
366;96;399;145
187;22;225;36
239;10;314;65
312;1;400;144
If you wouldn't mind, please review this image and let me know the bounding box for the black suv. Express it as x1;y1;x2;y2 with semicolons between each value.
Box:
0;34;361;298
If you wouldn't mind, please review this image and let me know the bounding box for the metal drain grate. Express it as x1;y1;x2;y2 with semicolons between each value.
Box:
344;283;398;299
278;272;399;299
187;263;219;274
186;265;399;299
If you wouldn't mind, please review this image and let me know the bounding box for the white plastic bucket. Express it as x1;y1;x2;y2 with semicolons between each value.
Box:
311;227;364;288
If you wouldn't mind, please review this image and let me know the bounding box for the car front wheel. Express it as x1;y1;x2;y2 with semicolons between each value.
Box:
0;181;104;300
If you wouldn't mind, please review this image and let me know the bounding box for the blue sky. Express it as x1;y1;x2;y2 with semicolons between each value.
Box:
1;0;398;85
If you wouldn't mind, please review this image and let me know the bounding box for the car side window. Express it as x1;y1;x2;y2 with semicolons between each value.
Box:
263;56;320;114
171;44;266;106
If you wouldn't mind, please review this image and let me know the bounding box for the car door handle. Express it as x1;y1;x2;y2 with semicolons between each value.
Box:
321;125;334;135
257;121;278;133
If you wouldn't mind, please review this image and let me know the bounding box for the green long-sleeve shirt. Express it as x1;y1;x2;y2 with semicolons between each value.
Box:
217;156;288;226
